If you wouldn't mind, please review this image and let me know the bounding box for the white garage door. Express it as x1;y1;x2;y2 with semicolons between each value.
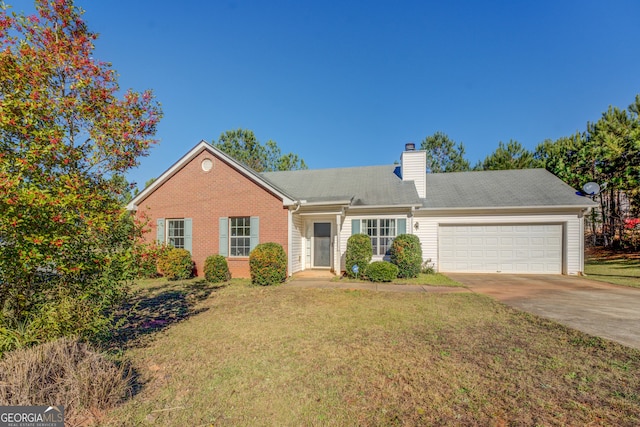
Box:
438;224;563;274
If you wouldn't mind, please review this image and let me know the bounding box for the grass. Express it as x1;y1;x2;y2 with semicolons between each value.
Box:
394;272;463;286
333;273;464;287
104;278;640;426
585;252;640;288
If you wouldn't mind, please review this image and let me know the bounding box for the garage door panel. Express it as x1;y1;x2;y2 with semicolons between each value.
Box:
529;263;546;272
485;250;498;258
485;237;498;246
439;224;562;274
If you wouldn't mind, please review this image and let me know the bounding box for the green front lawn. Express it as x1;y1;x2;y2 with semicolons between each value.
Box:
585;257;640;288
333;273;464;287
104;278;640;426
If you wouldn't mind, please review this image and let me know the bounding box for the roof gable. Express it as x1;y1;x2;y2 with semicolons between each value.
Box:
127;141;296;210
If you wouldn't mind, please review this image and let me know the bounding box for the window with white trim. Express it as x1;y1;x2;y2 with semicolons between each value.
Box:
230;217;251;256
362;219;396;256
167;219;185;249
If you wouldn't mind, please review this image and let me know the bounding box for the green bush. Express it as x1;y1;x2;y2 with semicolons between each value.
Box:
204;255;231;283
157;248;193;280
249;243;287;286
390;234;423;278
345;234;373;278
365;261;399;282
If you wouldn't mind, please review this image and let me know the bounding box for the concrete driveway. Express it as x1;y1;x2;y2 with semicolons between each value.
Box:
447;273;640;350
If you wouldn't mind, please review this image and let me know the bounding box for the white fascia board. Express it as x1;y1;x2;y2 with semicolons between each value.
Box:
300;200;353;207
348;204;423;210
416;205;594;214
128;140;211;210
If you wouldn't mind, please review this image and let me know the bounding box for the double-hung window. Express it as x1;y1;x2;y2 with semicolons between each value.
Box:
219;216;259;257
156;218;192;252
362;219;397;256
352;218;407;256
167;219;185;249
230;217;251;256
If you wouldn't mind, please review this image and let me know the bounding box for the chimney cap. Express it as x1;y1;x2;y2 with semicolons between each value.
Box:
405;142;416;151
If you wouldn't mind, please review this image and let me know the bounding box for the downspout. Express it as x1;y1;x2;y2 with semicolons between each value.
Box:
410;206;415;234
579;207;592;276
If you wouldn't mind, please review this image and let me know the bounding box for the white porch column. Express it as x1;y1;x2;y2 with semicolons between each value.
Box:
335;214;342;275
287;208;293;277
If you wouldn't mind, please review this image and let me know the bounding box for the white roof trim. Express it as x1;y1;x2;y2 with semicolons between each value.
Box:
127;140;296;210
416;205;594;212
300;199;353;207
348;203;423;210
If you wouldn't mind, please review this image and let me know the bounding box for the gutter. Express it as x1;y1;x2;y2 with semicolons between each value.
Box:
348;203;423;210
299;199;353;207
417;204;597;211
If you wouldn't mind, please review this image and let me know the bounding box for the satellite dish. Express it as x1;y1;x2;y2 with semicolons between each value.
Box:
582;182;601;196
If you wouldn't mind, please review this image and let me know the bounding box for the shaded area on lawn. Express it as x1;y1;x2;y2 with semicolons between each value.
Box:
110;279;227;348
585;251;640;288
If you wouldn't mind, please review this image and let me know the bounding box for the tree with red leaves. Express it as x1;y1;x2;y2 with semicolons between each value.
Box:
0;0;162;351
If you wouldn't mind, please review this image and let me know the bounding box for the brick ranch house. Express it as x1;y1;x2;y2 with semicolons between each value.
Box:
127;141;596;278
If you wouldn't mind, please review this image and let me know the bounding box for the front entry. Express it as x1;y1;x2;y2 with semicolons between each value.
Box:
313;222;331;268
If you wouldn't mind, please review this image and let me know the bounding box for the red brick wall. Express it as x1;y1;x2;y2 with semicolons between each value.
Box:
135;149;289;278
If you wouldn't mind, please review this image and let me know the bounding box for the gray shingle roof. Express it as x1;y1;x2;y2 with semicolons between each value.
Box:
263;166;594;209
423;168;595;209
262;165;421;206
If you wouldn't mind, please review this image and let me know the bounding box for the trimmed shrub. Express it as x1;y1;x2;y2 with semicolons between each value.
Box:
249;242;287;286
157;247;193;280
365;261;399;282
390;234;423;278
204;255;231;283
345;234;373;278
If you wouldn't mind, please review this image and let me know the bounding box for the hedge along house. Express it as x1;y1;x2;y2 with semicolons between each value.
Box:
127;141;596;278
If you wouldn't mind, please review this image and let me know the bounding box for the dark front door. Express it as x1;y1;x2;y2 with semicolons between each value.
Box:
313;223;331;267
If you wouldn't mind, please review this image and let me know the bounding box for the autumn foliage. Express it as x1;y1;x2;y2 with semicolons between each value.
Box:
0;0;161;351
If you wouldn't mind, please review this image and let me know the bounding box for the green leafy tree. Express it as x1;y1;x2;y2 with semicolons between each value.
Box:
474;140;537;170
534;133;585;187
584;102;640;247
0;0;162;350
535;95;640;248
420;131;470;172
214;128;307;172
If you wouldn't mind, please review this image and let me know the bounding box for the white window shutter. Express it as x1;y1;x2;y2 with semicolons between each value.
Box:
351;219;360;234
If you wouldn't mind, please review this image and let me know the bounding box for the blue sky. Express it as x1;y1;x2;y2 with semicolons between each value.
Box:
15;0;640;189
